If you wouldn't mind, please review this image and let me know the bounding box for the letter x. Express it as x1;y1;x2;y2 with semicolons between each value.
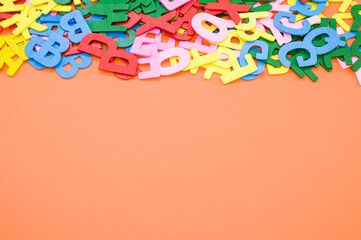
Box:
205;0;251;25
136;11;177;36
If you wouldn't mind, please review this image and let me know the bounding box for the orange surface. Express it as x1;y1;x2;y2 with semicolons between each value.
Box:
2;3;361;238
1;60;361;240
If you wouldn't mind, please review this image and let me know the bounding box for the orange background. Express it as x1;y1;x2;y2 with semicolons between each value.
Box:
1;60;361;240
2;4;361;238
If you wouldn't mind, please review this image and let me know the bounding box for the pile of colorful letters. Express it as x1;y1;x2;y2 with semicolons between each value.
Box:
0;0;361;84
